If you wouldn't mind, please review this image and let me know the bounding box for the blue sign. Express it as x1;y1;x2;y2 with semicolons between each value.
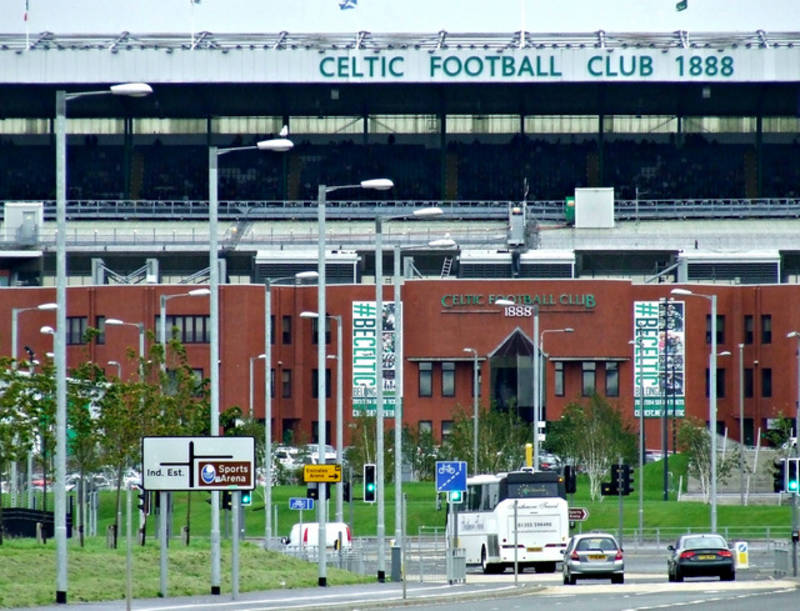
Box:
289;497;314;511
436;461;467;493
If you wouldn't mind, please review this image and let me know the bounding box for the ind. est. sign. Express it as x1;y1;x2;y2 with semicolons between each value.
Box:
142;436;256;492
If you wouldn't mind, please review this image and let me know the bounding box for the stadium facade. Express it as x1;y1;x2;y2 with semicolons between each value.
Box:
1;30;800;449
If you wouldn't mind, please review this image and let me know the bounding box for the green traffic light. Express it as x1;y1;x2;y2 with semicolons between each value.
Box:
366;483;375;492
789;480;799;492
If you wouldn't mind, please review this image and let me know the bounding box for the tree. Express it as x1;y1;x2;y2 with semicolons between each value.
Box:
677;417;738;503
440;404;529;475
546;394;637;501
402;424;438;481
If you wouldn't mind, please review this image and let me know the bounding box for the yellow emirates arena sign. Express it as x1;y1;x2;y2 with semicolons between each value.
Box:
303;464;342;483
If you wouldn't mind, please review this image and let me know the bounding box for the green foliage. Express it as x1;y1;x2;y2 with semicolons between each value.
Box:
546;393;637;501
677;417;738;503
762;412;794;451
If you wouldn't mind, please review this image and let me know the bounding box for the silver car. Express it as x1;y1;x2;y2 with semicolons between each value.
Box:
563;532;624;584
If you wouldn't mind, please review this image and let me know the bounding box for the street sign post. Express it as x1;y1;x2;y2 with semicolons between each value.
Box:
568;507;590;521
289;497;314;511
435;461;467;493
142;436;255;491
303;464;342;483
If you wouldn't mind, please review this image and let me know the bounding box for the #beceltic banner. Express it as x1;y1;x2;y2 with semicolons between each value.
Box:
352;300;396;417
632;300;685;418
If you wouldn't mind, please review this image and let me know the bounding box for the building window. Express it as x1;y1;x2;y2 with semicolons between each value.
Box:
605;362;619;397
270;315;275;344
761;315;772;344
442;361;455;397
555;362;564;396
581;362;596;396
311;368;332;399
418;420;432;435
761;367;772;397
419;362;432;397
155;314;209;344
66;316;88;345
282;315;292;344
441;420;453;441
744;368;753;398
310;317;331;345
743;315;753;344
270;368;276;398
95;315;106;345
470;365;482;397
705;368;727;398
281;369;292;398
705;314;725;344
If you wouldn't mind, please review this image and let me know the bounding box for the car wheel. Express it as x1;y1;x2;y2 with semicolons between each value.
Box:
674;568;683;582
563;572;570;585
721;570;735;581
611;574;624;584
481;547;490;574
566;573;576;585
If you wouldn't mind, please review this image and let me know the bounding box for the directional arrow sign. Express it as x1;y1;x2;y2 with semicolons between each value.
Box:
568;507;590;521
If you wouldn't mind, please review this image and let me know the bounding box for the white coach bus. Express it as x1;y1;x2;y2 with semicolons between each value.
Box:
450;469;569;574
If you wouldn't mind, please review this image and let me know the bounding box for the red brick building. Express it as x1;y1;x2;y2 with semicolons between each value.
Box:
4;279;798;450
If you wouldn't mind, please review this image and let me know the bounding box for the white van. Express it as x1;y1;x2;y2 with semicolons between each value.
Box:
286;521;352;551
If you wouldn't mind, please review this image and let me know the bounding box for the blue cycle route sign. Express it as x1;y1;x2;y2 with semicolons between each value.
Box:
435;461;468;493
289;497;314;511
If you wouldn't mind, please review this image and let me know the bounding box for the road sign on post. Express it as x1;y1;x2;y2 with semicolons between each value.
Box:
289;497;314;511
568;507;590;521
142;436;255;491
303;464;342;483
436;461;468;493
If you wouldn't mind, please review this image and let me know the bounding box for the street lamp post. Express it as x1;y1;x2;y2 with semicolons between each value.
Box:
300;311;344;523
209;134;292;593
463;348;479;475
249;354;266;419
787;331;800;553
539;327;574;437
629;337;645;540
107;360;122;379
671;287;718;532
738;342;745;505
374;205;441;582
319;179;393;586
11;302;57;507
54;82;151;604
104;319;145;374
159;288;211;370
264;271;317;549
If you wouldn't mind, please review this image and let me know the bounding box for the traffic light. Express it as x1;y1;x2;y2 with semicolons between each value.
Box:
222;491;232;511
676;0;688;11
363;463;376;503
621;464;635;495
241;490;252;506
306;482;330;500
788;458;800;493
774;459;787;493
136;488;149;514
448;490;463;504
563;465;577;494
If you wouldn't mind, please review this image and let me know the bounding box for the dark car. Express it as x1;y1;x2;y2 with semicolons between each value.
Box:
667;533;735;582
563;532;624;584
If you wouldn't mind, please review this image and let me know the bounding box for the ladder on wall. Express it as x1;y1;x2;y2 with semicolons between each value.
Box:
440;256;453;278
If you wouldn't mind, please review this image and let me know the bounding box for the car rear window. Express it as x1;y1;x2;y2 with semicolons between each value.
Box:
576;537;617;551
683;535;726;549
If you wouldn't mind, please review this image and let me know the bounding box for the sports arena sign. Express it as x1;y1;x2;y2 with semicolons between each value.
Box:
6;45;800;85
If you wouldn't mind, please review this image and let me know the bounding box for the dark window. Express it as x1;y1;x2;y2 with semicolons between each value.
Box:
605;362;619;397
418;420;432;435
270;368;276;398
761;367;772;397
95;315;106;345
705;368;727;398
744;368;753;398
441;420;453;441
555;362;564;396
761;315;772;344
311;368;332;399
282;315;292;344
281;369;292;398
66;316;88;345
270;315;275;344
419;362;432;397
442;361;455;397
705;314;725;344
581;362;596;396
310;317;331;345
743;315;753;344
155;314;209;343
470;365;482;397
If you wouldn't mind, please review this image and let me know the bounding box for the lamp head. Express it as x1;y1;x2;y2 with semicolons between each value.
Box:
40;325;55;335
109;83;153;98
564;327;575;333
257;138;294;153
360;178;394;191
413;206;444;219
104;318;125;326
670;288;692;296
300;311;319;319
38;302;58;311
788;331;800;339
295;271;319;280
494;299;515;307
188;288;211;297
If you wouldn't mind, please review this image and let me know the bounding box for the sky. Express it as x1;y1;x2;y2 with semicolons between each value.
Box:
3;0;799;35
